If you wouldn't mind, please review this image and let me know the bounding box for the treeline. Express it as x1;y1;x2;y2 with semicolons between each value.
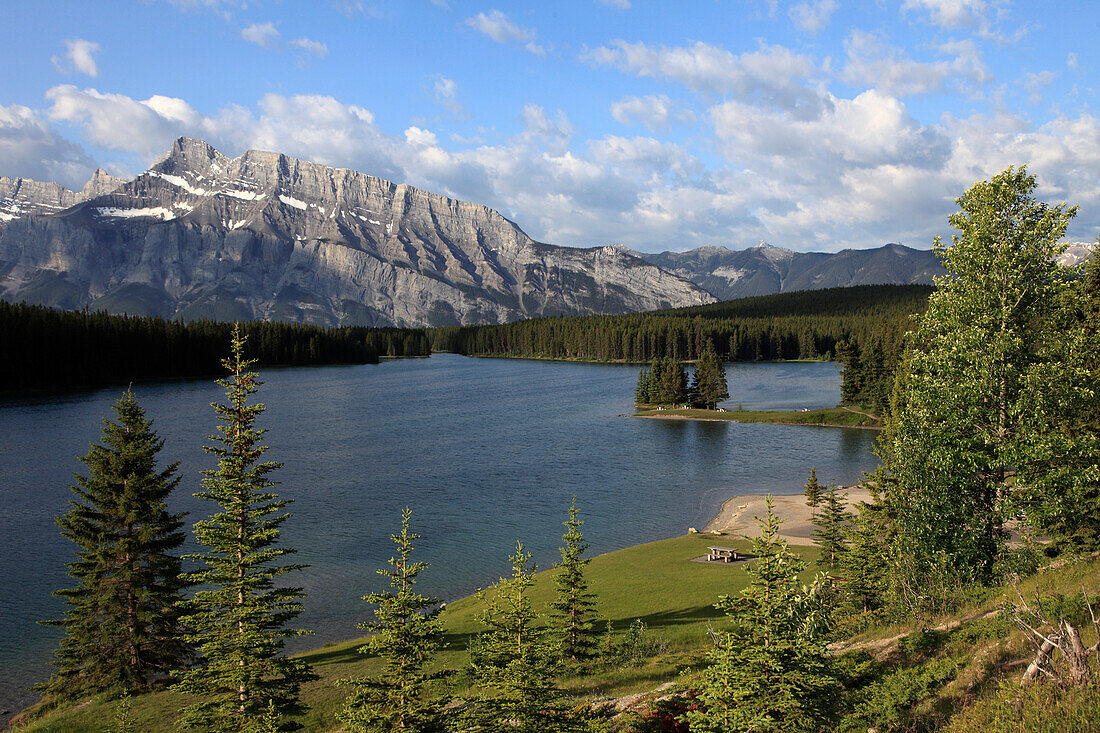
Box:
0;301;430;392
432;285;931;413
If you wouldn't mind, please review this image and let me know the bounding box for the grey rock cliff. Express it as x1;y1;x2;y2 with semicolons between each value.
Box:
0;137;714;326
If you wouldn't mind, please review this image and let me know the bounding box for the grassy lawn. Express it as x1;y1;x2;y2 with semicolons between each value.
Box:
17;533;818;732
635;406;883;429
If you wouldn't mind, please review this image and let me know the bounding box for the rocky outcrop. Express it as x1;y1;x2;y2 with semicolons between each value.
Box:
635;241;946;300
0;138;714;326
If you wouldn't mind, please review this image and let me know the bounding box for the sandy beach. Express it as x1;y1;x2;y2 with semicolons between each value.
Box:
701;485;871;545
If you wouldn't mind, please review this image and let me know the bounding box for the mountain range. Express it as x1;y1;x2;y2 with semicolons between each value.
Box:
1;137;972;327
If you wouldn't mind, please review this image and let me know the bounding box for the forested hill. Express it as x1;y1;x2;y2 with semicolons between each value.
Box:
431;284;931;414
0;301;430;393
433;284;929;362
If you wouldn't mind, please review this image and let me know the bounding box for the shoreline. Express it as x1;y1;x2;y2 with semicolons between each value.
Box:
701;486;871;545
634;406;884;430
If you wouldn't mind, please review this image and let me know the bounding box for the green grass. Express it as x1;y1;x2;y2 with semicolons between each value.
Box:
14;533;792;732
634;406;884;429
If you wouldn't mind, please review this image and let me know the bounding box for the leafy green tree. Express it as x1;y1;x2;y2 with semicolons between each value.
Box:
175;325;315;732
880;165;1078;582
550;498;598;664
39;390;187;700
688;497;839;732
803;467;823;518
1017;248;1100;551
812;485;851;568
690;344;730;409
465;542;582;732
338;508;446;733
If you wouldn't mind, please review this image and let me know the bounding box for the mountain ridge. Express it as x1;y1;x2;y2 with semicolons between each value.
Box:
0;137;715;326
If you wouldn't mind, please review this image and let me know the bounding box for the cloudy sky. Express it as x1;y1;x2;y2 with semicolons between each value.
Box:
2;1;1097;252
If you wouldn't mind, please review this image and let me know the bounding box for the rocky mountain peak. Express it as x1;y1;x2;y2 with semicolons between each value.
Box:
79;169;127;199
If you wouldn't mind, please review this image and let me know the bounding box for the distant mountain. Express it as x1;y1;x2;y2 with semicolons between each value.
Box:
634;242;947;301
0;137;714;327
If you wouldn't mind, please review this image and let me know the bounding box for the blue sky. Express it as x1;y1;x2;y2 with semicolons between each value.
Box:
2;0;1098;252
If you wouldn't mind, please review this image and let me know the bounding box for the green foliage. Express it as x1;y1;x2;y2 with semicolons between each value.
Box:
337;508;446;733
688;344;729;409
688;497;840;733
465;542;584;732
837;657;959;733
39;391;187;700
174;325;315;732
840;496;891;613
803;467;823;515
107;693;136;733
550;498;599;664
881;165;1080;584
812;485;851;568
0;300;430;393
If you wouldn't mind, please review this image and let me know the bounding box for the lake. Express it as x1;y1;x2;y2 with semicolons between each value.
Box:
0;355;878;716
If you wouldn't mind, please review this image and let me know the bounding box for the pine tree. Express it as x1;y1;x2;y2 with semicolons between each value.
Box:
338;508;446;733
175;325;315;732
812;485;851;568
657;357;688;405
465;542;582;732
550;498;598;664
690;344;729;409
688;497;839;733
39;390;187;700
803;467;823;518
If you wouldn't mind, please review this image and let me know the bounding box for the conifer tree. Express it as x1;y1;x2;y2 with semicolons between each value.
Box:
688;497;839;733
689;344;729;409
338;508;446;733
634;365;651;405
40;391;187;700
175;325;315;732
465;542;582;732
841;498;891;612
550;498;598;664
657;357;688;405
812;485;851;567
803;467;823;518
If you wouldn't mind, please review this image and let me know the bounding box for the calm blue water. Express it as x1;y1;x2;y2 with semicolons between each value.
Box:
0;356;876;715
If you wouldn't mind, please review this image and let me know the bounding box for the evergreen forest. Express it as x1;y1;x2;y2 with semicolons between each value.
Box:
0;301;431;392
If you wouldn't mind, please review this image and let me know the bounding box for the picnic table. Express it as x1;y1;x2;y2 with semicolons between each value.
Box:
706;546;739;562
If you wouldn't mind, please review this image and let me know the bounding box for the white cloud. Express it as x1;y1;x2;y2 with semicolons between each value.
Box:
51;39;101;78
241;22;280;49
289;37;328;57
789;0;838;34
0;104;98;189
432;76;465;116
1022;70;1056;104
464;10;546;54
1067;52;1078;70
609;94;695;132
582;40;820;115
840;31;990;96
902;0;988;28
597;0;631;8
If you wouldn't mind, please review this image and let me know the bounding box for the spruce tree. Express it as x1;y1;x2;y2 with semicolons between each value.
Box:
550;498;598;664
40;391;187;700
634;365;650;405
803;467;823;518
841;498;891;612
465;542;582;732
812;485;851;568
657;357;688;405
688;497;839;733
175;325;315;732
338;508;446;733
690;345;729;409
